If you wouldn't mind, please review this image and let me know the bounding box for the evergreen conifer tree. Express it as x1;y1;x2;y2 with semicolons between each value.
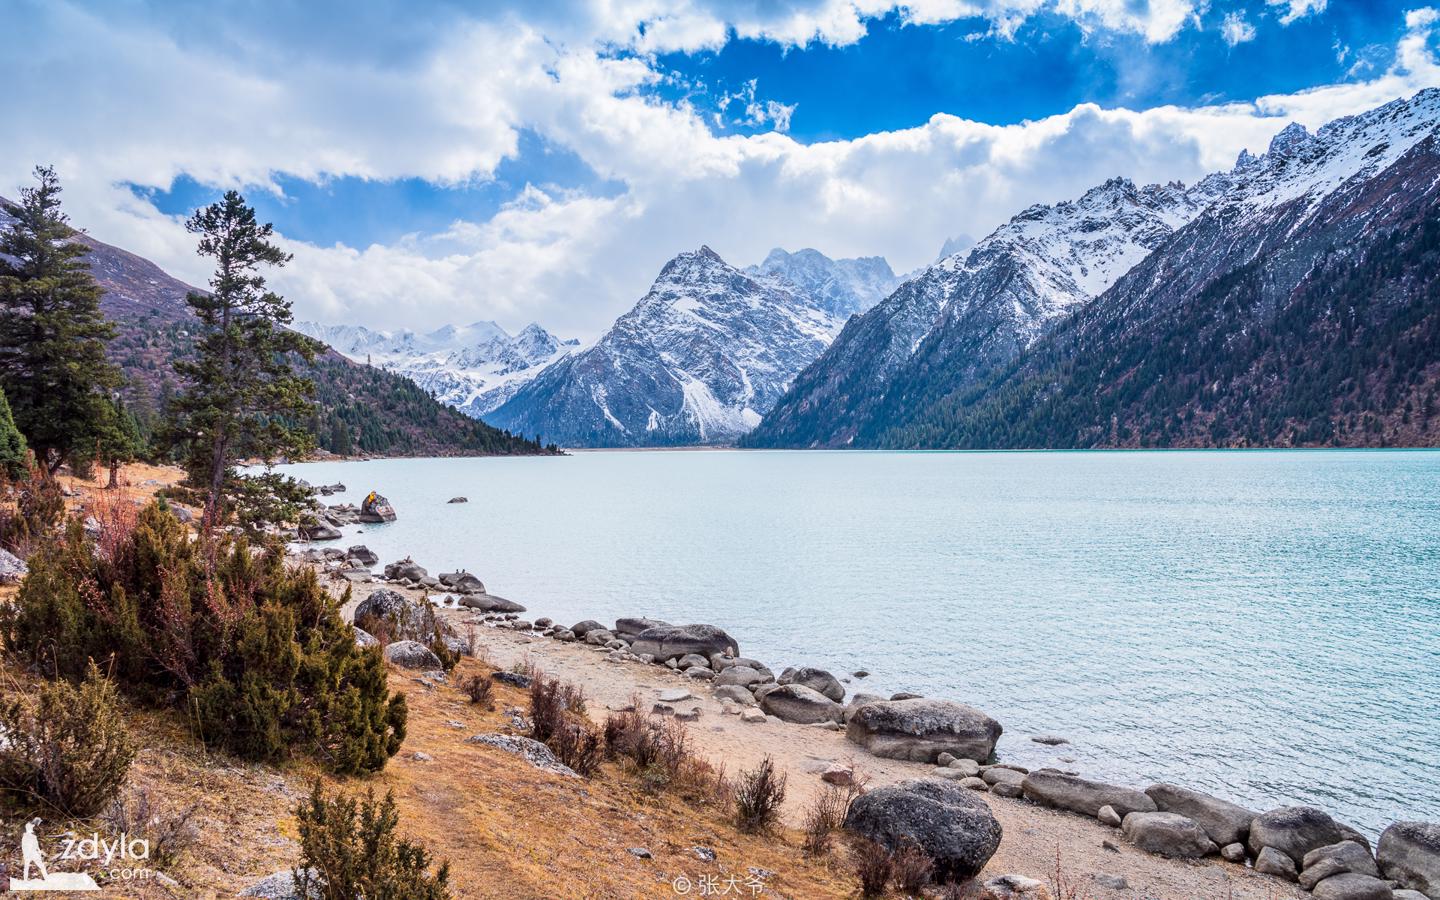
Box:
0;387;28;481
167;191;321;529
0;166;120;474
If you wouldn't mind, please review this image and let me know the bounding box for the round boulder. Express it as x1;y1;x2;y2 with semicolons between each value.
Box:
778;666;845;703
1310;873;1395;900
1022;771;1156;819
1302;841;1381;891
570;620;606;639
614;617;670;639
383;640;442;670
1121;811;1219;859
1249;806;1356;866
629;624;739;663
845;698;1002;763
759;684;843;724
714;665;769;688
843;778;1002;882
1378;821;1440;898
1145;783;1256;848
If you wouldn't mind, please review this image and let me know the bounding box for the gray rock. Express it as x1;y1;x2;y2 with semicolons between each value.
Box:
1030;734;1069;746
629;623;739;663
491;671;532;688
534;617;553;628
844;778;1003;882
1395;891;1432;900
465;734;578;778
739;708;766;723
301;522;342;541
714;665;769;688
658;688;693;703
1311;873;1394;900
1145;783;1256;848
759;684;843;724
991;779;1023;798
1121;811;1219;858
1098;805;1123;828
678;653;711;670
571;620;606;638
383;558;427;581
843;693;885;723
713;685;758;706
1302;841;1381;890
627;847;652;860
240;869;318;899
353;627;378;648
1221;842;1248;862
821;763;855;786
585;629;617;646
458;593;526;613
961;777;990;792
439;571;485;593
684;666;715;681
948;758;981;777
447;496;468;503
982;767;1025;790
751;683;781;703
778;666;845;703
1021;771;1157;819
614;617;670;638
1256;845;1299;881
890;691;923;701
1093;874;1129;891
346;545;379;566
354;588;442;642
981;874;1049;899
383;640;442;669
1378;821;1440;898
1249;806;1358;866
552;628;576;642
845;698;1002;763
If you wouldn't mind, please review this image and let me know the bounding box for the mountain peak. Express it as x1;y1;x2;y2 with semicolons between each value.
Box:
1267;122;1313;157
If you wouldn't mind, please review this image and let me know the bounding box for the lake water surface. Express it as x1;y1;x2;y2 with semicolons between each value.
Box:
277;449;1440;837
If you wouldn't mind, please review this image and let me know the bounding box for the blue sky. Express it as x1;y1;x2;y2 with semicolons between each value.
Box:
2;0;1438;335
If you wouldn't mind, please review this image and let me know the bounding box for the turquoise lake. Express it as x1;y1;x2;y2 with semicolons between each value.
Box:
277;449;1440;838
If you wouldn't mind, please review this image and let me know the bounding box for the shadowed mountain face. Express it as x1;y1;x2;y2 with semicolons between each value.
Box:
0;201;552;458
747;89;1440;450
487;246;859;447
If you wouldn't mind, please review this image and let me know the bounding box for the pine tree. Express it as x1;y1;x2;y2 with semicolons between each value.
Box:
168;192;321;529
95;396;145;488
0;166;120;474
0;386;28;481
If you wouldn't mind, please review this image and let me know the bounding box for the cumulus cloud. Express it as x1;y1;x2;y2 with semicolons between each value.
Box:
2;1;1438;338
1268;0;1328;26
1221;12;1258;46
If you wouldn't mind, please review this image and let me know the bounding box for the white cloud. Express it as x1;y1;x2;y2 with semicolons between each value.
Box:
1221;12;1257;46
1268;0;1328;26
2;2;1438;339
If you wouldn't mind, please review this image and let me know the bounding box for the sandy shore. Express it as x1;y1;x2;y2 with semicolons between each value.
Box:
311;565;1310;900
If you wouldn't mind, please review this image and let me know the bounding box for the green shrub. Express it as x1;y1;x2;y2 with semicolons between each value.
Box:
1;503;406;774
0;663;135;817
295;784;451;900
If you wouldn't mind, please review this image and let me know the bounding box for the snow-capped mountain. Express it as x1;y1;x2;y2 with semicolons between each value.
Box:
485;246;851;446
749;87;1440;450
295;320;579;417
744;248;899;319
748;172;1230;447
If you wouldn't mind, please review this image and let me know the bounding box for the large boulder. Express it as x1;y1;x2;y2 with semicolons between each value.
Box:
457;593;526;613
346;545;379;566
1310;873;1395;900
843;778;1002;882
1249;806;1358;866
845;699;1002;763
1378;821;1440;898
1256;846;1299;881
1121;811;1219;859
240;869;318;899
358;491;396;523
1301;841;1381;891
1021;772;1157;819
383;558;427;581
760;684;843;724
300;521;342;541
712;685;757;706
1145;783;1256;847
438;571;485;593
778;666;845;703
714;665;769;688
570;620;607;639
354;588;441;642
629;624;738;663
614;617;670;638
383;640;442;669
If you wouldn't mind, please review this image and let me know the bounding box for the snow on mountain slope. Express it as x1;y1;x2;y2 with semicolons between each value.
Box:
295;320;579;417
747;172;1228;448
485;246;848;447
744;248;899;319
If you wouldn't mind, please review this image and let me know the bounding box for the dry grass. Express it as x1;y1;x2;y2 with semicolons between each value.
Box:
0;651;861;899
